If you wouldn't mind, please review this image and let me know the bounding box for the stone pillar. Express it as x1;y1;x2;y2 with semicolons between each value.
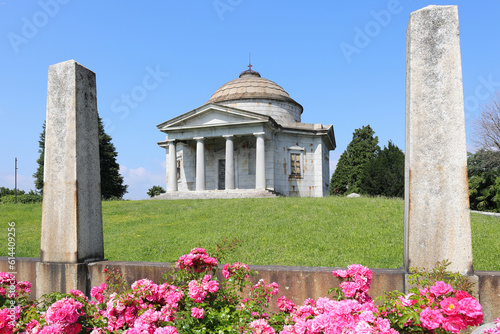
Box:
404;6;473;275
167;140;178;192
37;59;104;297
224;135;235;190
254;132;266;190
194;137;206;191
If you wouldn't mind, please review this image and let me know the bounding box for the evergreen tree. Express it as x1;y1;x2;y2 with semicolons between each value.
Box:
33;121;45;194
359;141;405;198
330;125;380;195
34;118;128;199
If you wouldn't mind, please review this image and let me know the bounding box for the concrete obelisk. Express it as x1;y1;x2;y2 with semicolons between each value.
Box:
36;60;104;297
404;6;473;275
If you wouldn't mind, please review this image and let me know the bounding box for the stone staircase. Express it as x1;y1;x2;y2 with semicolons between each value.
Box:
150;189;281;200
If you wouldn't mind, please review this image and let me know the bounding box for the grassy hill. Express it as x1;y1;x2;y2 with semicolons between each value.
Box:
2;197;499;270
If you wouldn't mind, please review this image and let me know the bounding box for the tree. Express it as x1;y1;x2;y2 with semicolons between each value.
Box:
359;141;405;198
467;149;500;178
467;149;500;212
34;118;128;199
471;92;500;151
98;119;128;199
330;125;380;195
33;121;45;194
147;185;166;198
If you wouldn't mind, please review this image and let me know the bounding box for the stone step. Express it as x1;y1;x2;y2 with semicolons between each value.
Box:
150;189;281;200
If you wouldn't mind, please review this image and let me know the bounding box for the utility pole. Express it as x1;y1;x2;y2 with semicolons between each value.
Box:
15;157;17;204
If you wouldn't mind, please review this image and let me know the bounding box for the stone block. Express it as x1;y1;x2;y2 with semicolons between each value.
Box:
404;6;472;275
35;262;88;298
41;60;104;263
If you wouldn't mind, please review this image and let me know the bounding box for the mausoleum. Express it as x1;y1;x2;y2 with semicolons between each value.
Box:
157;66;335;197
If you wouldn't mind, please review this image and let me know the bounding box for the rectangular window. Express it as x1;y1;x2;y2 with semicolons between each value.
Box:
290;153;301;177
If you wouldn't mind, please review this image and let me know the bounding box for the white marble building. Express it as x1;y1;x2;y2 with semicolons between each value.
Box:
157;67;335;197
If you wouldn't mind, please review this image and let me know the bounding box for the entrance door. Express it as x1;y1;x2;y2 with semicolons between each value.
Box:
218;159;225;190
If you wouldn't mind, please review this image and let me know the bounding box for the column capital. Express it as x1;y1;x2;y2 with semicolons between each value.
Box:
253;132;265;137
193;137;205;142
223;134;235;139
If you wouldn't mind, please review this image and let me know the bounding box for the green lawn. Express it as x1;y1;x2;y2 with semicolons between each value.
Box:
1;197;499;270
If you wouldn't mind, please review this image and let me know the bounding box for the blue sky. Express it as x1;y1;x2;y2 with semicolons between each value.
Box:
1;1;500;200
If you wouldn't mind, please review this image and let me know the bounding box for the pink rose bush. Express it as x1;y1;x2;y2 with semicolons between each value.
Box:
0;249;487;334
379;280;483;334
484;317;500;334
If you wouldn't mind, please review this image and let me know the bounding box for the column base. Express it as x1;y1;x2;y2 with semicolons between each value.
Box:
36;262;89;298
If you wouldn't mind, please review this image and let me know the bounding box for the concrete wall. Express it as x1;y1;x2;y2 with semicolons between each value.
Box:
3;257;498;322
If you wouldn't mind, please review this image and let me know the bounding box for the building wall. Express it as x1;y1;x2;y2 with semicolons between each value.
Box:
273;133;325;197
219;99;302;124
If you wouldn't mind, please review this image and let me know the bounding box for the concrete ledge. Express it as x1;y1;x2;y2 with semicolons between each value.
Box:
1;257;499;322
476;271;500;323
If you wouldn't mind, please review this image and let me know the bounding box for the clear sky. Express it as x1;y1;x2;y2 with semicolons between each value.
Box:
1;1;500;200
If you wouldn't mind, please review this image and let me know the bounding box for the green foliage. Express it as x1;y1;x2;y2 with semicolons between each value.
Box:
33;119;128;199
359;141;404;198
0;188;41;204
330;125;380;195
33;121;45;194
467;149;500;212
147;185;166;198
407;259;475;294
1;192;42;204
468;149;500;177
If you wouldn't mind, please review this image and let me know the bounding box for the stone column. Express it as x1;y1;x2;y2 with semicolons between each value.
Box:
194;137;206;191
224;135;235;190
37;59;104;297
167;140;178;192
254;132;266;190
404;6;473;275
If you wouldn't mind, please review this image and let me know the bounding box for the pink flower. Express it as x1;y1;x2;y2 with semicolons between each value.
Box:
91;283;107;303
340;281;360;298
430;281;452;296
249;319;275;334
332;269;348;278
202;275;219;293
442;315;466;333
45;298;83;325
277;296;295;313
154;326;179;334
398;293;416;307
191;307;205;319
441;297;460;315
420;307;444;330
458;297;483;317
188;280;207;303
354;320;372;334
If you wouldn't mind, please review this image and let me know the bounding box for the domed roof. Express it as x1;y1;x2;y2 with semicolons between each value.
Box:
207;68;302;110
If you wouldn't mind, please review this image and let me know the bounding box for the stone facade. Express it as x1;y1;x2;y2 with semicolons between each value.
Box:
157;68;335;197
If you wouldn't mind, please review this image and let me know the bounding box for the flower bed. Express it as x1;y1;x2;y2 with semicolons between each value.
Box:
0;249;498;334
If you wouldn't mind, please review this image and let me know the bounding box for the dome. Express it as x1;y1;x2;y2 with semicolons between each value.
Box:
207;69;303;112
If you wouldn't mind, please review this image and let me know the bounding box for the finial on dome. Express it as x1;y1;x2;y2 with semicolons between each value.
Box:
239;52;261;78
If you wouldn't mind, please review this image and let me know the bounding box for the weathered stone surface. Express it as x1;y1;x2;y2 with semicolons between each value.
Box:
35;262;88;298
404;6;473;275
41;60;104;263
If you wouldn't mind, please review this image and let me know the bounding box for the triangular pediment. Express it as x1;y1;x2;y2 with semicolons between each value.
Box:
157;103;270;131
